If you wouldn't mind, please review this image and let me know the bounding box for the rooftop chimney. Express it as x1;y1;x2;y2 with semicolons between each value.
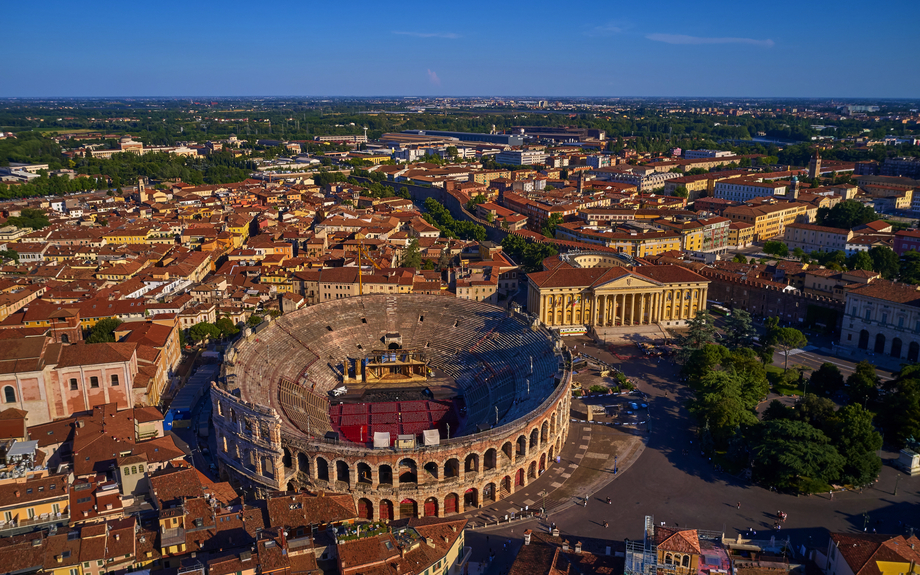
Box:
575;541;583;554
524;530;532;546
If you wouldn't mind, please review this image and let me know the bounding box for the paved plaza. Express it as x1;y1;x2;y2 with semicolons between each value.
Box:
465;334;920;573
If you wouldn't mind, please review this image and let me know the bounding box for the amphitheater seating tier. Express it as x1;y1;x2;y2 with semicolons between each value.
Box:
232;295;559;444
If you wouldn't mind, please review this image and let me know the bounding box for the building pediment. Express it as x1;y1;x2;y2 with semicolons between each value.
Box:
592;273;662;292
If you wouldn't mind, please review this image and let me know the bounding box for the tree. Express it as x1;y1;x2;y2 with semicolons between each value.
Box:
762;400;793;421
675;310;717;360
732;254;747;264
215;317;240;338
774;327;807;372
722;309;756;350
828;404;882;486
86;318;123;344
0;249;19;264
401;239;422;269
817;200;877;229
809;362;845;397
189;322;221;343
868;246;899;279
879;367;920;448
689;371;760;446
847;250;874;271
247;314;264;328
671;186;689;198
763;241;789;258
6;208;50;230
846;360;879;406
792;247;806;261
794;393;837;430
522;242;557;273
683;344;730;384
446;146;458;159
900;251;920;284
542;213;563;238
752;419;845;491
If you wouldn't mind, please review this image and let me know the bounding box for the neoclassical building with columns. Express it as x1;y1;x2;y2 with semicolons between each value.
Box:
527;253;710;328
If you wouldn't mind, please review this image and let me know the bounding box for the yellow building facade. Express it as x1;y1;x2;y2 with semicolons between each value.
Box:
527;258;709;328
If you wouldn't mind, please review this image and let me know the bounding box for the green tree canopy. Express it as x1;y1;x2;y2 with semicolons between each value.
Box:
732;254;747;264
868;246;899;279
86;318;123;344
401;238;422;269
774;327;807;371
880;367;920;448
542;213;563;238
722;309;756;350
675;310;717;360
752;419;845;491
846;360;879;406
817;200;877;229
847;250;874;271
6;208;50;230
828;404;882;486
810;362;845;397
763;241;789;258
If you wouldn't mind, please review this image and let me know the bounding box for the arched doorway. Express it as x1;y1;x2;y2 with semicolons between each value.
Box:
358;498;373;520
398;459;417;484
445;493;459;514
444;458;460;479
297;453;309;475
910;341;920;363
380;499;394;520
424;461;439;482
541;421;549;446
283;448;293;469
424;497;438;517
539;453;546;473
891;338;903;358
287;481;296;492
875;333;886;354
484;482;496;503
465;453;479;474
399;498;418;519
529;429;539;451
528;461;537;479
464;488;478;509
515;468;525;487
501;475;512;495
379;464;393;485
484;449;497;470
858;330;869;350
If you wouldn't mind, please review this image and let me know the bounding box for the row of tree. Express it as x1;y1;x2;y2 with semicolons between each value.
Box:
422;198;487;242
677;310;882;492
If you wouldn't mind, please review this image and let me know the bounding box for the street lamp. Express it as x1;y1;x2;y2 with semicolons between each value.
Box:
895;473;901;496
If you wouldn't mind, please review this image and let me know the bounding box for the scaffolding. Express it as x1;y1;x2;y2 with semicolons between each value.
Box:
625;516;724;575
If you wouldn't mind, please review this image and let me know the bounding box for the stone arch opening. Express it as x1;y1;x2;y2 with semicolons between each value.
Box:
335;461;350;484
424;461;439;481
530;428;539;450
444;458;460;479
379;464;393;485
357;462;372;484
297;453;309;475
875;333;886;354
516;435;527;458
465;453;479;474
528;460;537;479
549;445;555;462
515;468;524;487
358;498;374;520
380;499;394;520
858;329;869;350
282;448;293;469
484;482;496;503
540;421;549;446
910;341;920;363
398;459;417;484
445;493;459;514
464;488;478;509
484;449;497;470
287;481;296;492
424;497;438;517
892;337;903;358
501;442;513;462
540;453;546;473
501;475;512;495
316;457;329;481
399;498;418;519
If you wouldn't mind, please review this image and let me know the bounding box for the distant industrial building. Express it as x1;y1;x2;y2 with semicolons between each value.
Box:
403;130;523;146
683;149;734;159
494;150;547;165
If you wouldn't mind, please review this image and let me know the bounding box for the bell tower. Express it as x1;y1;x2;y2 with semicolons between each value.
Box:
808;151;822;180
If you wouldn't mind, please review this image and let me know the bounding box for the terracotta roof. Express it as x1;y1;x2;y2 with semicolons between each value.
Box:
656;527;702;554
830;533;920;575
849;280;920;306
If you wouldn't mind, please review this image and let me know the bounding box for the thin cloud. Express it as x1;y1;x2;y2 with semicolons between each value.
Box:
427;69;441;86
646;33;774;48
393;31;461;39
585;21;629;37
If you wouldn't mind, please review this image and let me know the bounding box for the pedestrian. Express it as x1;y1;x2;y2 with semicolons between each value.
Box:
737;502;741;509
603;520;609;528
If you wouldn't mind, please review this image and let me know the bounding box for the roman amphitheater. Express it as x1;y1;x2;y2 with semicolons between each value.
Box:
212;294;572;520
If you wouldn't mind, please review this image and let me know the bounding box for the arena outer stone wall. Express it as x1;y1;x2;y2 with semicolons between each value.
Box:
211;295;572;518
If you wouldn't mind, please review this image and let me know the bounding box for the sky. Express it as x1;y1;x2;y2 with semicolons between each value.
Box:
2;0;919;98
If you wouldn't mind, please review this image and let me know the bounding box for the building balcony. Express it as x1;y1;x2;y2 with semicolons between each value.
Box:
0;512;69;534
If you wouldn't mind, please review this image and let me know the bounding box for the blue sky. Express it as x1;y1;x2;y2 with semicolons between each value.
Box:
2;0;919;98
